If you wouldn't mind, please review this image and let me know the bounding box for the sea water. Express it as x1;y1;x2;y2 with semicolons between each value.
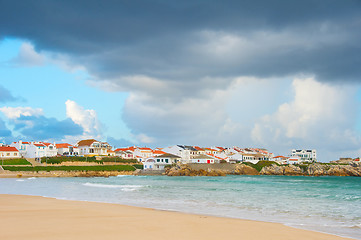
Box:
0;175;360;239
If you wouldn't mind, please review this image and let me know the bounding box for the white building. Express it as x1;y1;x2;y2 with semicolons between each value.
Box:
191;154;216;164
143;158;155;170
11;141;57;159
162;145;192;163
291;149;317;163
0;146;20;159
10;141;31;157
56;143;79;156
76;139;112;156
114;148;135;159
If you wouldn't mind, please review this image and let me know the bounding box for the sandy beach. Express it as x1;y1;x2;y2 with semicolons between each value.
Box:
0;194;354;240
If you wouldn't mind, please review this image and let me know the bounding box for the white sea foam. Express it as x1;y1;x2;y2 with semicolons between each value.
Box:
83;183;145;191
16;179;25;182
27;177;37;179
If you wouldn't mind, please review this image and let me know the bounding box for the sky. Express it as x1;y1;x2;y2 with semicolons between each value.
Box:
0;0;361;161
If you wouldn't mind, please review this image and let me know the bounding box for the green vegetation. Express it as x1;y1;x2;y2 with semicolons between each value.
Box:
3;165;138;172
41;156;98;164
101;157;138;163
132;164;144;170
243;160;279;172
41;156;138;164
0;158;32;166
297;164;308;172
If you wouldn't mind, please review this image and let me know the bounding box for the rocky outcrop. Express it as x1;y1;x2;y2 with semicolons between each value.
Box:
260;164;299;176
283;165;304;175
165;165;226;176
233;164;259;175
260;163;361;176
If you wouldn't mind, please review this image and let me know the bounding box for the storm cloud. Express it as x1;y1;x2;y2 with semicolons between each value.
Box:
1;0;360;85
1;1;361;159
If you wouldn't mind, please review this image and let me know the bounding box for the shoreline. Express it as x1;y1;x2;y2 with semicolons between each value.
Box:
0;194;355;240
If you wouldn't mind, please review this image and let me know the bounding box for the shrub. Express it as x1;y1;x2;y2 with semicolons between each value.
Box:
41;156;99;164
243;160;279;172
3;165;136;172
0;158;32;166
101;157;138;163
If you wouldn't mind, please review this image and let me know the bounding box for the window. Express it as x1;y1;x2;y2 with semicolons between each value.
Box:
165;159;169;163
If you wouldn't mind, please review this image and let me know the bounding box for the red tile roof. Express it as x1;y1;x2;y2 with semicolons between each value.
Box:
193;146;205;151
139;147;152;151
77;139;97;146
34;143;45;147
152;150;166;155
56;143;73;148
0;146;19;152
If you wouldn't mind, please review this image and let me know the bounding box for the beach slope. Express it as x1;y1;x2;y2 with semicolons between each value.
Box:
0;194;354;240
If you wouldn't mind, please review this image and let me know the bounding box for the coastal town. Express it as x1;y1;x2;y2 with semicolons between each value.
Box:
1;139;361;178
0;139;320;169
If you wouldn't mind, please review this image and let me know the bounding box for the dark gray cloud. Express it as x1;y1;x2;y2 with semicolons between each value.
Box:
10;115;84;141
1;0;361;154
0;85;17;102
0;0;360;84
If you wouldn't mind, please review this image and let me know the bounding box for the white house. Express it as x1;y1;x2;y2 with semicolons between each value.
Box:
0;146;20;159
114;149;135;159
288;156;300;164
76;139;112;156
11;141;57;159
10;141;31;157
228;153;243;163
291;149;317;163
191;154;216;164
273;156;289;165
133;147;153;159
153;153;181;170
41;142;57;157
143;158;155;170
162;145;192;163
56;143;79;156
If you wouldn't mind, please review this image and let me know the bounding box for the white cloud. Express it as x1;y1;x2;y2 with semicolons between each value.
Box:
135;133;155;144
13;42;46;66
251;77;361;160
0;106;43;119
65;100;102;139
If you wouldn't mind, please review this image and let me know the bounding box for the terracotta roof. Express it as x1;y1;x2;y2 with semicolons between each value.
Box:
274;156;287;159
41;142;52;146
0;146;19;152
77;139;97;146
34;143;45;147
139;147;152;151
152;150;166;155
115;147;136;152
14;141;30;144
193;146;205;151
56;143;73;148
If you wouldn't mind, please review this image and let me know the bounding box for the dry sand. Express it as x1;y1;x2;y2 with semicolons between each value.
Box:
0;194;354;240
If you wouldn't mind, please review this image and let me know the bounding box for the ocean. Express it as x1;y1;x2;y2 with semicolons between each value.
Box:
0;175;360;239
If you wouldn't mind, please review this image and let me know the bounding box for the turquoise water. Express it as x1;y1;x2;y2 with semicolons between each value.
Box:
0;175;360;239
